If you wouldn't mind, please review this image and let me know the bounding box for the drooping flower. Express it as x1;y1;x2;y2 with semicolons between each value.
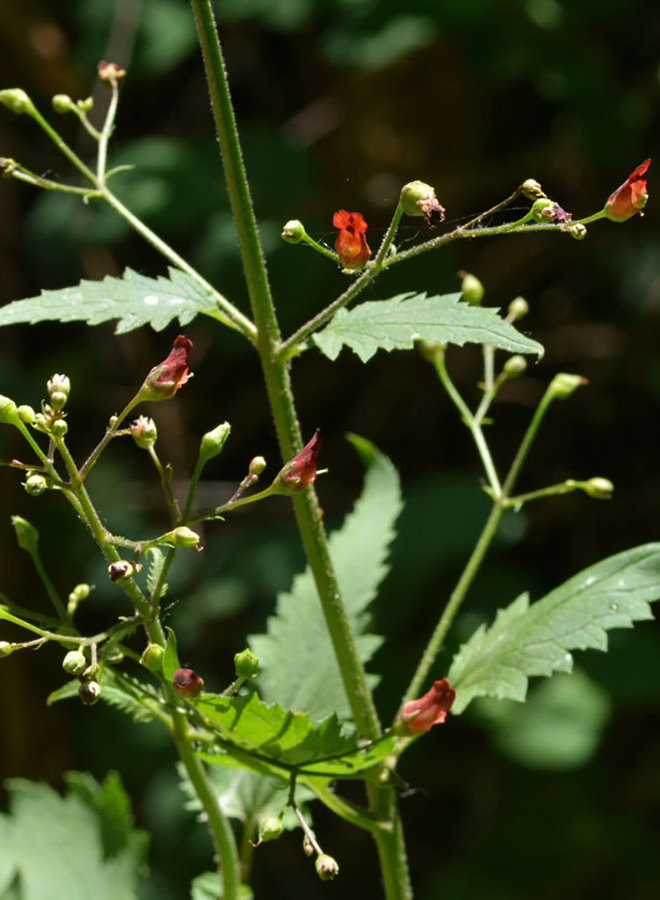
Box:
605;159;651;222
333;210;371;270
276;429;322;493
401;678;456;732
140;335;193;401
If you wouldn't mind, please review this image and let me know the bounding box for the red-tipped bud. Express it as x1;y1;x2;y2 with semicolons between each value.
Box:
401;678;456;732
173;668;204;699
108;560;133;582
333;211;371;271
78;680;102;705
605;159;650;222
275;430;323;493
139;336;193;402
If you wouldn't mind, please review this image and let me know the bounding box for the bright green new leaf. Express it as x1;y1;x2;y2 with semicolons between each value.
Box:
250;435;402;723
449;543;660;713
0;773;148;899
0;267;219;334
311;292;544;362
163;626;181;681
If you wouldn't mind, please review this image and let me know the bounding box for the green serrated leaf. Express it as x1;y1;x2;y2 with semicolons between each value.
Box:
0;267;219;334
162;626;181;681
190;871;254;900
449;543;660;713
250;436;401;723
0;774;148;899
47;671;163;722
193;691;395;780
311;292;544;362
146;547;168;599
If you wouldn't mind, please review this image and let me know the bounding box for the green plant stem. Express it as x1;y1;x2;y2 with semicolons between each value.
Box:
504;479;585;508
308;781;385;836
27;105;97;182
97;81;120;183
191;5;411;897
400;378;562;711
147;445;182;520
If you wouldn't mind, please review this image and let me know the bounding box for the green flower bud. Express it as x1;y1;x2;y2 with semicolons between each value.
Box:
23;473;48;496
17;405;36;424
503;355;527;378
50;418;68;438
315;854;340;881
78;680;101;705
508;297;529;321
417;340;445;363
11;515;39;554
249;456;267;476
199;422;231;467
548;373;588;401
521;178;546;200
281;220;306;243
33;413;48;432
0;641;15;658
52;94;74;113
583;477;614;500
140;643;164;673
302;835;314;857
234;648;259;680
77;97;94;113
108;560;133;582
0;395;20;426
400;180;445;226
62;649;87;676
130;415;158;449
0;88;36;116
67;583;91;615
258;817;284;843
47;373;70;408
569;223;587;240
531;198;555;223
162;526;200;549
458;270;484;306
105;646;124;664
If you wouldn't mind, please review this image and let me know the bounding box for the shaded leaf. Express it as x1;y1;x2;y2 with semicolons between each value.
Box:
190;871;254;900
449;543;660;713
250;436;401;723
0;267;219;334
311;292;544;362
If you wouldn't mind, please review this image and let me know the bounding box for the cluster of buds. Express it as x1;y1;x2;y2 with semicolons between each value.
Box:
63;647;101;706
29;373;71;438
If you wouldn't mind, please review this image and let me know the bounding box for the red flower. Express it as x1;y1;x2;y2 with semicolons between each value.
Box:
605;159;651;222
278;429;323;492
402;678;456;732
141;335;193;401
173;668;204;699
333;210;371;270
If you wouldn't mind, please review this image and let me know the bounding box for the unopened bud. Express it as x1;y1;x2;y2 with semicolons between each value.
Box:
50;418;68;438
67;583;91;615
108;560;133;582
569;223;587;240
24;473;48;496
583;477;614;500
52;94;74;114
249;456;267;476
503;355;527;378
12;515;39;554
303;835;315;857
130;415;158;449
47;374;72;403
548;373;588;401
199;422;231;467
521;178;546;200
508;297;529;321
17;405;36;424
140;643;164;673
62;649;87;676
458;270;484;306
105;646;124;664
33;413;48;432
0;88;36;116
162;526;200;549
77;97;94;113
315;854;340;881
281;220;306;243
234;648;259;679
400;180;445;227
417;340;445;363
258;817;284;843
173;667;204;699
0;642;15;658
78;680;101;705
0;395;19;426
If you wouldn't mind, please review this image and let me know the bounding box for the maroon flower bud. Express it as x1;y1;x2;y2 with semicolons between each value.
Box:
139;335;193;402
173;667;204;699
605;159;650;222
78;680;102;705
108;560;133;582
333;211;371;270
401;678;456;732
276;430;322;493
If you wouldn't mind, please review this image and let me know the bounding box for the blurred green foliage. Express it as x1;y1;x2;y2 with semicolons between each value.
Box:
0;0;659;896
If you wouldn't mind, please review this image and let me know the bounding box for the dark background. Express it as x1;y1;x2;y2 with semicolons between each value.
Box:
1;1;659;897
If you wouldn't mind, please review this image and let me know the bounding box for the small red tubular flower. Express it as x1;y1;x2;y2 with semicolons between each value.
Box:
401;678;456;733
141;335;193;401
173;668;204;699
277;429;322;493
333;210;371;270
605;159;651;222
